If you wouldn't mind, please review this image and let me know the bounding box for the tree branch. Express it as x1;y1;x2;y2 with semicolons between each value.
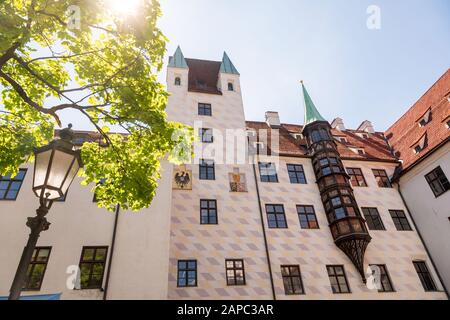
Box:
0;70;62;126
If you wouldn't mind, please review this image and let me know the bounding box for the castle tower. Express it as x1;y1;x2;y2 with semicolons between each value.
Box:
300;82;372;283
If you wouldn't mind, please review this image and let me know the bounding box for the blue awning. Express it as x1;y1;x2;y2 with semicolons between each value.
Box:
0;293;61;300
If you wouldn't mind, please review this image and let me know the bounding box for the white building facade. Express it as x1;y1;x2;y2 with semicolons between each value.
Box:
0;49;447;300
385;69;450;294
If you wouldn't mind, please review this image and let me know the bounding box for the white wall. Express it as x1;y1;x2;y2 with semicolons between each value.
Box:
398;142;450;293
0;161;172;300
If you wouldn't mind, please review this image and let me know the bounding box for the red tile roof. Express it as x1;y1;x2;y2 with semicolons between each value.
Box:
246;121;397;162
185;58;222;95
385;69;450;173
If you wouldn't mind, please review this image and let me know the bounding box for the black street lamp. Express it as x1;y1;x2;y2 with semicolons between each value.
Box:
8;124;82;300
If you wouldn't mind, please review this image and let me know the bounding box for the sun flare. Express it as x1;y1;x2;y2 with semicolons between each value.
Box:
107;0;143;16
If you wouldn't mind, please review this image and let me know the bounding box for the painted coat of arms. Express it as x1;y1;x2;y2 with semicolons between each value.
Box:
229;168;247;192
173;165;192;190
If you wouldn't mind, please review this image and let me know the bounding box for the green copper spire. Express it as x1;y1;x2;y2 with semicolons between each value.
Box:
168;46;188;68
301;81;326;125
220;52;240;75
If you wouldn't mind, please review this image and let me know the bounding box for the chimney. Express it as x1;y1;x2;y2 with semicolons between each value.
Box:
265;111;281;128
357;120;375;134
331;117;346;131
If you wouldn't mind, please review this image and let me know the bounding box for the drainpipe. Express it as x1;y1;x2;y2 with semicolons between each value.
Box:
252;162;276;300
103;204;120;300
396;183;449;299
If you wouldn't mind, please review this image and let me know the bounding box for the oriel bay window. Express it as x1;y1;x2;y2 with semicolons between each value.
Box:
0;169;27;200
310;128;330;144
79;246;108;289
23;247;51;290
313;153;342;179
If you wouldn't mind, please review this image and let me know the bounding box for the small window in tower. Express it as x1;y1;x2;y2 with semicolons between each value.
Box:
174;77;181;86
228;82;234;91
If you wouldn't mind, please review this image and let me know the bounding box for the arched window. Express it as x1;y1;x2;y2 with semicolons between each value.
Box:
227;82;234;91
174;77;181;86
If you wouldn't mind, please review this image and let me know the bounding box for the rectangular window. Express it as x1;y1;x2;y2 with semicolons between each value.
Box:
23;247;51;291
425;166;449;197
326;265;350;293
372;169;392;188
199;159;215;180
413;261;437;291
296;205;319;229
361;207;385;230
346;168;367;187
177;260;197;287
0;169;27;200
259;162;278;183
226;259;246;286
287;164;307;184
79;246;108;289
265;204;287;228
369;264;394;292
281;265;304;295
200;199;217;224
389;210;412;231
198;103;212;116
199;128;214;143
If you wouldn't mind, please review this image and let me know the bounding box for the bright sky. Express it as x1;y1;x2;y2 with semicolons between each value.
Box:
158;0;450;131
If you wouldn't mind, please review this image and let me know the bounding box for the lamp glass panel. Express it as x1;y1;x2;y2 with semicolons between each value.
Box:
60;157;81;195
46;149;75;190
33;149;52;188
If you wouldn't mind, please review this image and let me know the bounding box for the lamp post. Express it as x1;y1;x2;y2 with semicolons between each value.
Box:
8;124;82;300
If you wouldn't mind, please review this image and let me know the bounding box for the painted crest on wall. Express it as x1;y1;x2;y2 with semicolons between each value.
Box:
173;165;192;190
229;167;247;192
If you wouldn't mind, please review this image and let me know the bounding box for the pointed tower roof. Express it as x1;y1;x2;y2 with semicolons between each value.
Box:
168;46;188;68
301;81;326;125
220;52;239;75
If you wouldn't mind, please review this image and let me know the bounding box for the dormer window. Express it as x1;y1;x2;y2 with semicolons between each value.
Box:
417;108;432;127
174;77;181;86
335;136;347;143
291;133;303;140
445;117;450;129
228;82;234;91
350;148;365;155
412;132;428;154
